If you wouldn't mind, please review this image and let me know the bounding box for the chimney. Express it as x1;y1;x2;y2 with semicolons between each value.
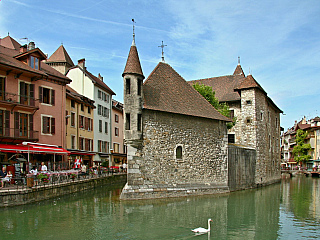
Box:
98;73;103;82
28;42;35;50
78;58;85;69
20;44;27;53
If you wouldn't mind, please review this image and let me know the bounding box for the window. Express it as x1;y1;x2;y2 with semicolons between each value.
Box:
99;120;102;132
246;100;252;104
71;112;75;127
113;143;120;153
115;114;119;123
15;112;33;137
98;105;102;115
105;122;108;134
138;79;142;96
126;78;131;94
42;116;55;134
176;146;182;159
138;114;142;131
79;137;84;150
19;82;35;106
0;77;5;101
88;106;91;114
71;100;75;108
229;110;234;119
81;104;84;111
66;111;68;125
125;113;130;130
79;116;84;128
246;118;251;124
29;56;39;70
98;140;109;153
115;127;119;136
71;135;75;149
39;86;55;105
98;90;101;99
228;134;235;143
0;110;10;136
260;111;264;121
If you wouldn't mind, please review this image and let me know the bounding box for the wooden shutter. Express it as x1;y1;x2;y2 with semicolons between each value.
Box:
85;117;88;130
51;117;55;134
29;114;33;138
66;111;68;125
5;110;10;136
20;82;25;103
43;116;47;134
51;89;55;105
39;86;43;103
14;112;19;137
30;84;35;106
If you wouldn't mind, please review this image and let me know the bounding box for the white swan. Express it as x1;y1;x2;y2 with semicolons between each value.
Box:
192;219;213;233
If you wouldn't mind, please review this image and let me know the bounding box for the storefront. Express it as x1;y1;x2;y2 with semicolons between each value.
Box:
0;142;70;173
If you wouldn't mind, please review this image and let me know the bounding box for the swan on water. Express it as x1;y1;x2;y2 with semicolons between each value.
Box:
191;219;213;233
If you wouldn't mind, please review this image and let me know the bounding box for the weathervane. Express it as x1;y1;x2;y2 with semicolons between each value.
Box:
132;19;136;46
158;41;167;62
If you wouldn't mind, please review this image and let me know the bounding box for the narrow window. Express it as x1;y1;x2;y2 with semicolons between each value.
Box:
125;113;130;130
71;100;75;108
126;78;131;94
115;114;119;123
105;122;108;134
246;100;252;105
115;127;119;136
137;114;142;131
229;110;234;119
228;134;235;143
176;146;182;159
138;79;142;96
99;120;102;132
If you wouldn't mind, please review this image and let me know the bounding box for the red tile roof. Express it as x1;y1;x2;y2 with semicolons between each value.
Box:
0;36;21;50
189;75;245;102
236;74;266;94
123;45;144;78
47;45;74;67
143;62;231;122
233;64;245;76
85;70;115;95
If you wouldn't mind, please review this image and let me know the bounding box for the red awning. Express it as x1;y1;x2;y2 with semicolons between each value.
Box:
0;144;70;155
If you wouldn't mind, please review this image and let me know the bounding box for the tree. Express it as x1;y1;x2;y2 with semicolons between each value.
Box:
292;129;311;164
192;83;236;129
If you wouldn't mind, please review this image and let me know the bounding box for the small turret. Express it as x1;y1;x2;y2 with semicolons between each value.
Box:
123;21;145;143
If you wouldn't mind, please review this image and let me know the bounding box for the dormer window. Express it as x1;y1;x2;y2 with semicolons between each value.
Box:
29;56;39;70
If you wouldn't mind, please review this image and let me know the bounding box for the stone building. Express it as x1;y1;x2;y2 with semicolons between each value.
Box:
120;38;232;200
189;61;283;186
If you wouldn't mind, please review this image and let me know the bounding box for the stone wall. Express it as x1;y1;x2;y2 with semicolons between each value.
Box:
228;144;256;191
0;175;126;208
121;109;229;200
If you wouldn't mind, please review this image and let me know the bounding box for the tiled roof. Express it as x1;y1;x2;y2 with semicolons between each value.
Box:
233;64;245;76
0;45;70;83
47;45;74;67
143;62;231;122
189;75;245;102
236;74;266;94
85;70;115;95
0;36;21;50
123;45;144;78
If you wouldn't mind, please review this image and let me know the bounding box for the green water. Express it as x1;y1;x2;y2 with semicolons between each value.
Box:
1;177;320;239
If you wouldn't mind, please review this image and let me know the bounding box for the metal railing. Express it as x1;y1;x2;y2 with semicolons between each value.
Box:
0;128;39;140
0;91;39;108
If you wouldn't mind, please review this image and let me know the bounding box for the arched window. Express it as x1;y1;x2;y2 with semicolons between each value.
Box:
176;146;182;159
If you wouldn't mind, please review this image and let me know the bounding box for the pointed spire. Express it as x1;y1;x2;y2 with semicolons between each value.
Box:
123;43;144;79
132;19;136;46
233;57;245;76
47;45;74;67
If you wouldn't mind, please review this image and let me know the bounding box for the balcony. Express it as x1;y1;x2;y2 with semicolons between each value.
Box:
0;128;39;142
0;91;39;110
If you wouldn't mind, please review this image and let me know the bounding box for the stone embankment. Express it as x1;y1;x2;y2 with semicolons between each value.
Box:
0;174;127;207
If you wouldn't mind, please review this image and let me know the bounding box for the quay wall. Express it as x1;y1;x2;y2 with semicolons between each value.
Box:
0;174;127;208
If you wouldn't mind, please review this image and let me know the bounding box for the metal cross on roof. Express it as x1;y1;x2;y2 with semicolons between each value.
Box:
158;41;167;62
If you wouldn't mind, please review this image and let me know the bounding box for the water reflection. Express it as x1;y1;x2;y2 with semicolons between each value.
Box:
0;178;320;239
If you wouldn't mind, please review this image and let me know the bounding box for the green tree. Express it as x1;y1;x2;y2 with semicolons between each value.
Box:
193;83;236;129
292;129;311;164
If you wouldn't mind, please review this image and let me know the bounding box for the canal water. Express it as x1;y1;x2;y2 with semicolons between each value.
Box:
1;176;320;239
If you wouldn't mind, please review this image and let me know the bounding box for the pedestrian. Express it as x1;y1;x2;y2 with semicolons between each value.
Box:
1;170;12;188
41;162;47;172
122;162;127;173
0;166;6;178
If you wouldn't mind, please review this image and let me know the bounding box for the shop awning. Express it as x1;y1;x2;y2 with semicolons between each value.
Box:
0;143;70;155
68;150;95;156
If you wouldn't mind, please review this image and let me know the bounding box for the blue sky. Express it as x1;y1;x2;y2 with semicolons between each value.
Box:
1;0;320;130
